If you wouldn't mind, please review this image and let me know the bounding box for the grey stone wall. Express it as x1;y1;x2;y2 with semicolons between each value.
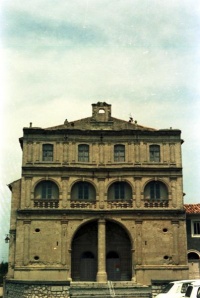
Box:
4;281;70;298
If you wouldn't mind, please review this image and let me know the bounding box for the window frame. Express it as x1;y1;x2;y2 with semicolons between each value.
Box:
191;220;200;237
149;144;160;162
78;144;89;162
78;182;89;200
42;144;54;162
114;144;125;162
114;182;125;200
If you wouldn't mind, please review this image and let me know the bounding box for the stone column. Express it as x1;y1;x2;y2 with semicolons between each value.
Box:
96;219;107;282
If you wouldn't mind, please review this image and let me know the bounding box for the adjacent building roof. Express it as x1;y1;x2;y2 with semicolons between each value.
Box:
184;204;200;214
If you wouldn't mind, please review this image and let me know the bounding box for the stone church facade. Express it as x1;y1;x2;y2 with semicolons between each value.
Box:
5;102;188;296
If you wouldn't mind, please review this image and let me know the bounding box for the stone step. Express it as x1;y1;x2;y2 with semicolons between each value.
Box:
70;282;152;298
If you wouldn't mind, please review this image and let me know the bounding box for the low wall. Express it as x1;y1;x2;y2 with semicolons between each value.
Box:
4;280;70;298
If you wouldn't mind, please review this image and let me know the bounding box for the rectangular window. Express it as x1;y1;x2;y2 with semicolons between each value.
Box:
42;182;52;199
114;145;125;162
192;221;200;237
43;144;53;161
78;144;89;162
114;183;125;200
78;183;89;200
150;182;160;199
150;145;160;162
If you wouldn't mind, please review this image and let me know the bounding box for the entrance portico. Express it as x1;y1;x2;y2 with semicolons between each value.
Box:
71;219;132;282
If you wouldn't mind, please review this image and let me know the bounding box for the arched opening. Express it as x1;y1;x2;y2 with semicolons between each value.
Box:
188;252;200;260
108;182;132;201
71;181;96;201
71;221;97;281
34;180;59;200
71;220;132;281
106;221;132;281
188;251;200;279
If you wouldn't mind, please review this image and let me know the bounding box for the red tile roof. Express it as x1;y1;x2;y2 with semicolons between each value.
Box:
184;204;200;214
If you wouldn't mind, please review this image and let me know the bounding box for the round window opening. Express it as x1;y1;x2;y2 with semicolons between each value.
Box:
163;228;168;233
35;228;40;233
163;255;169;260
34;256;40;261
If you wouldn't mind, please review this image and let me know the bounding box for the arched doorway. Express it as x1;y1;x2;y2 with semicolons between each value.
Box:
106;221;132;281
71;221;97;281
71;220;132;281
188;251;200;279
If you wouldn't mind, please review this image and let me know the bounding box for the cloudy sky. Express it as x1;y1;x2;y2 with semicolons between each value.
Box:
0;0;200;261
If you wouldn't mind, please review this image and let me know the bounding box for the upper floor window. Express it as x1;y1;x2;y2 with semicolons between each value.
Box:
114;182;125;199
42;144;53;161
192;221;200;237
78;144;89;162
114;145;125;162
108;181;132;201
78;182;89;200
149;145;160;162
34;181;59;200
144;181;168;200
71;181;96;201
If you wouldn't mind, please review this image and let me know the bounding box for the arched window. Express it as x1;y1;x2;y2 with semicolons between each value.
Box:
71;182;96;201
42;144;53;161
114;145;125;162
34;181;59;200
149;145;160;162
108;182;132;201
78;144;89;162
144;181;168;200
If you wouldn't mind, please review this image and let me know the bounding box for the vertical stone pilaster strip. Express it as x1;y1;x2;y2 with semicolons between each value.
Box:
25;177;32;208
56;142;60;162
135;144;140;163
96;219;107;282
170;178;177;208
170;143;175;163
61;221;68;266
128;142;132;163
63;142;68;163
72;142;76;162
135;220;142;265
135;178;141;208
99;144;104;164
7;230;16;278
27;142;33;163
172;221;179;265
23;220;31;266
35;142;40;161
62;178;69;208
98;178;105;209
131;248;136;282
